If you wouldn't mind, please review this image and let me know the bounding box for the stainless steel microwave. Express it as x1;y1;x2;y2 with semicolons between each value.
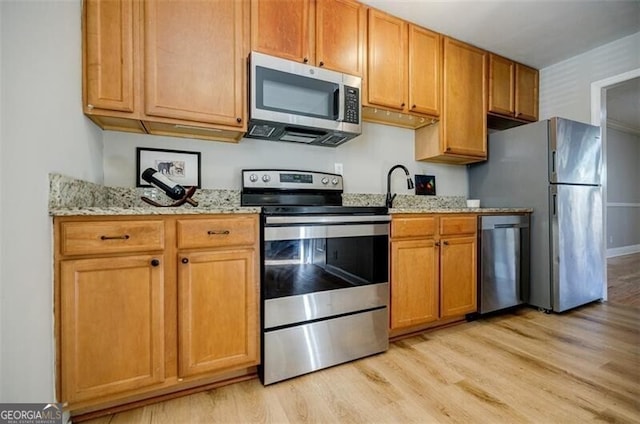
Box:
246;52;362;147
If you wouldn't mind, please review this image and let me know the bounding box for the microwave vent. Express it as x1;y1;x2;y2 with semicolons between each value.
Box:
321;135;347;145
249;124;276;138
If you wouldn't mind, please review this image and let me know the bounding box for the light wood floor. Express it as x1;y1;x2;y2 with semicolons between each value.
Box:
608;253;640;306
83;299;639;424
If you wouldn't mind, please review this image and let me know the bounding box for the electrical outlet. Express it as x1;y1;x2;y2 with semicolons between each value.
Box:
334;163;343;175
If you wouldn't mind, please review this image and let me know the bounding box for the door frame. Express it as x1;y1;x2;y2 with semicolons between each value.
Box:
590;67;640;301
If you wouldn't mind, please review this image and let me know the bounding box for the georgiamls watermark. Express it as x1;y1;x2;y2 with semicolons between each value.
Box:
0;403;62;424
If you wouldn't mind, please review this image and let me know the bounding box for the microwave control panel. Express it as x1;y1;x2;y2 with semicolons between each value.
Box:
344;86;360;124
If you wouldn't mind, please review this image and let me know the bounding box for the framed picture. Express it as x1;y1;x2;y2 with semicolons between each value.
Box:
415;174;436;196
136;147;201;188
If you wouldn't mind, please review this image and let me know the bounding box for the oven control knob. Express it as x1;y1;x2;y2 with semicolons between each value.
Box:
262;174;271;182
321;177;329;185
331;178;339;185
249;173;258;183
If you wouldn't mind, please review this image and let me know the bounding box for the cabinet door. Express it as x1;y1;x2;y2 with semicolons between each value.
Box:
145;0;246;127
515;63;539;122
367;9;407;111
60;255;165;404
488;54;515;116
408;25;440;117
440;236;477;318
178;249;259;378
316;0;365;76
390;239;439;329
251;0;313;64
442;38;487;157
84;0;137;113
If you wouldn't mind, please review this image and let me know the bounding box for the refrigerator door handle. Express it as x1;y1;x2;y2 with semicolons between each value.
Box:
552;151;556;175
552;194;557;216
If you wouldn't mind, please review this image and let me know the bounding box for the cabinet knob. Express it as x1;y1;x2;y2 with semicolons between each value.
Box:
151;259;160;267
303;57;309;63
181;257;189;264
401;103;405;108
319;61;324;67
443;241;449;246
236;117;242;123
446;147;451;152
435;241;440;247
411;104;416;109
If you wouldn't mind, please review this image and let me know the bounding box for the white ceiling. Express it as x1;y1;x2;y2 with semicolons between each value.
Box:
360;0;640;131
359;0;640;69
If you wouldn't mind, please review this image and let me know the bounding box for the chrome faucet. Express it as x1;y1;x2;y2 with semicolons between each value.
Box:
386;164;414;208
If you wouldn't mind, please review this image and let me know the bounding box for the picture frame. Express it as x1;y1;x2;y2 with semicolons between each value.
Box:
415;174;436;196
136;147;201;188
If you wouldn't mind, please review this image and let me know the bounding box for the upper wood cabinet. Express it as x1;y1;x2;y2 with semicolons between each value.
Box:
145;0;247;129
488;53;539;123
83;0;145;133
364;8;440;128
408;25;441;117
514;63;539;121
251;0;365;76
366;8;407;111
251;0;313;64
82;0;250;143
415;37;487;164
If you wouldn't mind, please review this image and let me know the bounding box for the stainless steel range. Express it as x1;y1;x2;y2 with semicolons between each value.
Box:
241;169;390;385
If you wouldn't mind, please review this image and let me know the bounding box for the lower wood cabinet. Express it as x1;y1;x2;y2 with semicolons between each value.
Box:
390;214;477;332
60;254;166;404
178;249;258;378
55;214;259;414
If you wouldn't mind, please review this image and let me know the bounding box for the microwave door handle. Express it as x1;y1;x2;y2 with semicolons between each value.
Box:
336;87;343;122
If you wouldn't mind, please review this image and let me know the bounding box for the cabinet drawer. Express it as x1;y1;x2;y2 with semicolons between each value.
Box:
60;220;165;256
391;216;436;238
177;216;257;249
440;216;477;236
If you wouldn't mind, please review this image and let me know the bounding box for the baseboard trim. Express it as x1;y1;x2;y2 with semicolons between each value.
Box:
607;244;640;258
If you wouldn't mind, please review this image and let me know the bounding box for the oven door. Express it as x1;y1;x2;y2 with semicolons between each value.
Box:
263;215;390;329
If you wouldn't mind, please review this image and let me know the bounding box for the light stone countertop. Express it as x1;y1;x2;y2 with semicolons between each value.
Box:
389;207;533;214
50;206;261;216
49;174;531;216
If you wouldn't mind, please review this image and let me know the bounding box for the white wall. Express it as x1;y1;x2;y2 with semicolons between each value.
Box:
606;127;640;254
103;122;468;196
540;32;640;123
0;0;103;402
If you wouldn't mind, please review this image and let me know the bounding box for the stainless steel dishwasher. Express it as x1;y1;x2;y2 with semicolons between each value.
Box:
478;215;530;314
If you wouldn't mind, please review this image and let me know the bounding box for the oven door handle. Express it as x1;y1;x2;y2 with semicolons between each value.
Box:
265;215;390;225
264;223;389;241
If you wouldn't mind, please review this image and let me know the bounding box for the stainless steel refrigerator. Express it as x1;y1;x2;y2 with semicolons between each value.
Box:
469;117;604;312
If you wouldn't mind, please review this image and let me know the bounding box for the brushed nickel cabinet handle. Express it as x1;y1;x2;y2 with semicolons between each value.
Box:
100;234;130;240
207;230;230;235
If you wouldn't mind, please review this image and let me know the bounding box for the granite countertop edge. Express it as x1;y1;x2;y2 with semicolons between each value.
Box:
50;206;261;217
51;206;532;217
389;207;533;214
